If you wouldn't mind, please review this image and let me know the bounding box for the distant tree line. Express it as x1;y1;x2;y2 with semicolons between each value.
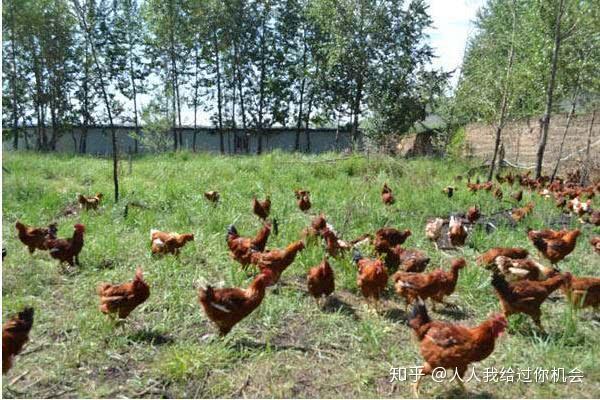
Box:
2;0;448;155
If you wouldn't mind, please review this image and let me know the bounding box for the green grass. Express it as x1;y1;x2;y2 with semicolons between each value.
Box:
2;151;599;398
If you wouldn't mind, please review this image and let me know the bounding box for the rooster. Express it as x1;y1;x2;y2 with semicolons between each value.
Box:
227;224;271;268
15;221;58;254
198;271;273;336
2;307;34;374
44;224;85;266
381;183;395;205
408;300;507;396
307;257;335;307
98;267;150;320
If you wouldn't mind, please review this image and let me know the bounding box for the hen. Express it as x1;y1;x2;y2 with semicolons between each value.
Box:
493;256;558;282
204;190;220;204
466;206;480;224
408;300;507;396
592;236;600;255
353;251;388;308
442;186;456;198
476;247;529;267
448;216;468;247
562;275;600;310
150;229;195;255
511;202;534;222
2;307;34;374
227;224;271;267
78;192;103;210
384;245;430;273
393;258;466;309
250;240;305;285
373;227;411;253
198;271;273;336
491;272;571;331
44;224;85;266
381;183;395;205
527;228;581;265
294;189;311;212
15;221;58;254
511;190;523;202
252;196;271;220
307;257;335;306
98;267;150;319
425;218;445;247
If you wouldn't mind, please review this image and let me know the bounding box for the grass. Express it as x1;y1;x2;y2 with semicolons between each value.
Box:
2;150;599;398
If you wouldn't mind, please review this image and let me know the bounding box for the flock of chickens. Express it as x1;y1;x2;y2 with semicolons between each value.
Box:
3;168;600;396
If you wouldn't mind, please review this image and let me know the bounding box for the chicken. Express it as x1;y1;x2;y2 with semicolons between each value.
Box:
227;224;271;267
319;225;370;257
588;210;600;226
408;300;507;396
2;307;34;374
492;186;503;200
393;258;466;309
250;240;305;285
384;245;430;272
511;190;523;202
302;214;327;241
448;216;468;247
97;267;150;319
591;237;600;255
491;272;571;331
511;202;534;222
425;218;445;245
381;183;395;205
567;197;592;217
150;229;194;256
442;186;456;198
307;257;335;306
527;228;581;265
466;206;480;224
562;275;600;310
252;196;271;220
476;247;529;267
353;251;389;308
294;189;311;212
493;256;558;282
15;221;58;254
78;192;103;210
44;224;85;266
373;227;412;253
198;271;273;336
204;190;220;203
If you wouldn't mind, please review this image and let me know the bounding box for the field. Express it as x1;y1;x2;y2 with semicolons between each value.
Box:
2;151;600;398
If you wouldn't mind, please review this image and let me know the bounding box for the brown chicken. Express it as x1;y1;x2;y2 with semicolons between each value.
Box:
301;214;327;241
425;218;445;246
493;256;558;282
353;251;389;308
98;267;150;319
252;196;271;220
384;245;430;272
2;307;34;374
466;206;481;223
511;190;523;202
562;275;600;309
527;228;581;265
227;224;271;267
588;210;600;226
408;300;507;396
204;190;220;203
15;221;58;254
592;237;600;255
491;272;571;331
393;258;466;309
442;186;456;198
381;183;395;205
251;240;305;285
150;229;195;255
294;189;311;212
44;224;85;266
511;202;534;222
78;193;103;210
307;257;335;306
493;186;503;200
476;247;529;267
373;227;412;253
448;216;468;246
198;271;273;336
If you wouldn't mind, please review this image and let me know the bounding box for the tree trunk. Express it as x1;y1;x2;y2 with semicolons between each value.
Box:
193;43;199;152
535;0;565;179
582;109;596;185
295;29;308;152
234;43;248;153
213;28;224;154
351;76;363;143
9;0;19;150
129;38;139;154
256;15;267;155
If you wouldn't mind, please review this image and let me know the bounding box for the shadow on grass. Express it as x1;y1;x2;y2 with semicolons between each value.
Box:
322;295;359;320
127;329;174;345
446;387;494;399
383;307;408;323
233;337;314;354
436;305;471;320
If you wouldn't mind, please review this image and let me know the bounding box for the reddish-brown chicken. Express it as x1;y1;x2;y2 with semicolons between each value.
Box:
98;267;150;319
408;300;507;396
491;272;571;331
448;216;468;246
562;275;600;310
251;240;305;285
307;257;335;306
227;224;271;267
150;229;195;255
78;193;103;210
592;236;600;255
353;251;388;308
384;245;430;272
381;183;395;205
294;189;311;212
527;228;581;265
44;224;85;266
466;206;481;223
493;256;558;282
511;202;534;222
198;271;273;336
252;196;271;220
373;227;411;253
476;247;529;267
393;258;466;309
2;307;34;374
511;190;523;202
15;221;58;254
